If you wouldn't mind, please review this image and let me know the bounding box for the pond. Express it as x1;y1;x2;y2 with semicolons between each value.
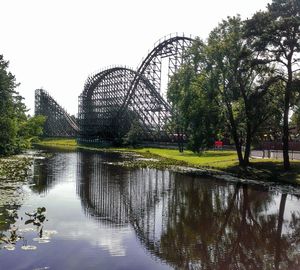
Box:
1;149;300;270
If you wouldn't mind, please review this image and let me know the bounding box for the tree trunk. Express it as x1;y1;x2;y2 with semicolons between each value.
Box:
226;102;244;166
233;133;244;166
282;103;290;170
243;123;252;166
177;127;184;153
282;65;292;171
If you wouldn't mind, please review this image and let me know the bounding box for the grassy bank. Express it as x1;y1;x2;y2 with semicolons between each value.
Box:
35;138;239;168
35;138;77;149
35;138;300;184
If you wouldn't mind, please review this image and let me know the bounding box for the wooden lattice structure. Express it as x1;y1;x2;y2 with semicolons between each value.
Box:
35;89;79;137
35;34;194;141
78;35;194;143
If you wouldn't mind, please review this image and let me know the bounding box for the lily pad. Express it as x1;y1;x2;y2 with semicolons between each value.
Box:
18;228;35;233
3;244;15;251
38;239;50;244
43;230;58;236
21;245;37;250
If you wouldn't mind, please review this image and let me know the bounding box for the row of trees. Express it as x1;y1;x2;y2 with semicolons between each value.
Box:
168;0;300;169
0;55;45;156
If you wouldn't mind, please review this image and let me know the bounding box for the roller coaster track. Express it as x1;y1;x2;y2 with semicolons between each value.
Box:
79;34;194;142
35;89;79;137
35;34;194;141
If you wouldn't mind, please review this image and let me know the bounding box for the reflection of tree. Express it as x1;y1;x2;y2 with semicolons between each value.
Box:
0;177;26;232
29;159;50;194
29;152;78;194
0;207;18;232
0;191;23;247
275;193;287;270
128;172;300;270
73;151;300;269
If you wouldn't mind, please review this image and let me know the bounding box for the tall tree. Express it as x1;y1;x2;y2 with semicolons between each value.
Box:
168;39;223;152
0;55;20;155
244;0;300;170
206;16;278;166
0;55;45;155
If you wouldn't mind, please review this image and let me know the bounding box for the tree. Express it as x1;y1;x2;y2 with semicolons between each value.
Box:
291;106;300;131
0;54;45;155
168;39;223;153
17;115;46;148
123;119;143;147
205;16;278;166
253;80;285;144
0;55;20;155
244;0;300;170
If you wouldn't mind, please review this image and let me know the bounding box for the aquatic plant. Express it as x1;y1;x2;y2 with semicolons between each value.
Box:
0;206;57;252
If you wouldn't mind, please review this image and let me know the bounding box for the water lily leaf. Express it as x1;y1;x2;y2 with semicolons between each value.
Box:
3;244;15;251
33;221;41;226
43;230;57;236
37;215;46;223
18;228;34;233
37;207;46;214
38;239;50;244
21;245;37;251
25;212;36;217
0;236;10;244
25;219;34;225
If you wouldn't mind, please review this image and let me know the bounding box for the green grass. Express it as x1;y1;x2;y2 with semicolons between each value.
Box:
35;138;300;184
126;148;239;169
35;138;239;169
35;138;77;149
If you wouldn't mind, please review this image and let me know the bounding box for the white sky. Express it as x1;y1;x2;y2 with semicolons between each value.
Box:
0;0;270;116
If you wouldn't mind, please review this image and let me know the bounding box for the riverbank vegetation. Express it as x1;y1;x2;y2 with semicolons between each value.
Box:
0;157;32;181
35;138;300;184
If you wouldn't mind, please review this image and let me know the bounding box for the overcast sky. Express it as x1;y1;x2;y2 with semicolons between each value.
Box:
1;0;270;115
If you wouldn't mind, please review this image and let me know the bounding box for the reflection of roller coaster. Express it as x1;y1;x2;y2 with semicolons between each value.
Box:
76;154;297;270
76;152;177;259
35;34;194;142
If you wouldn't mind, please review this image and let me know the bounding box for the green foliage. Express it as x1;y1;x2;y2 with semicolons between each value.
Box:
206;16;278;156
0;55;45;155
18;115;46;146
122;120;143;147
0;117;18;155
25;207;46;226
0;55;20;155
168;39;223;152
169;16;279;166
244;0;300;169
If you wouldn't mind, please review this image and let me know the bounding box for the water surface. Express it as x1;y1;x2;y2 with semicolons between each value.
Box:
1;150;300;270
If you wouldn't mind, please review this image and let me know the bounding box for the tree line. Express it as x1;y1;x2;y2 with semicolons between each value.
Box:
168;0;300;169
0;55;45;156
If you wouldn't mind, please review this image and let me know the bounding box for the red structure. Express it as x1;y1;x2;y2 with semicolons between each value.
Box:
215;140;223;149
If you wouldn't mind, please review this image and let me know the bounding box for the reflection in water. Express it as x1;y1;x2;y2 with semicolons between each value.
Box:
76;151;130;225
76;152;300;270
30;152;78;194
